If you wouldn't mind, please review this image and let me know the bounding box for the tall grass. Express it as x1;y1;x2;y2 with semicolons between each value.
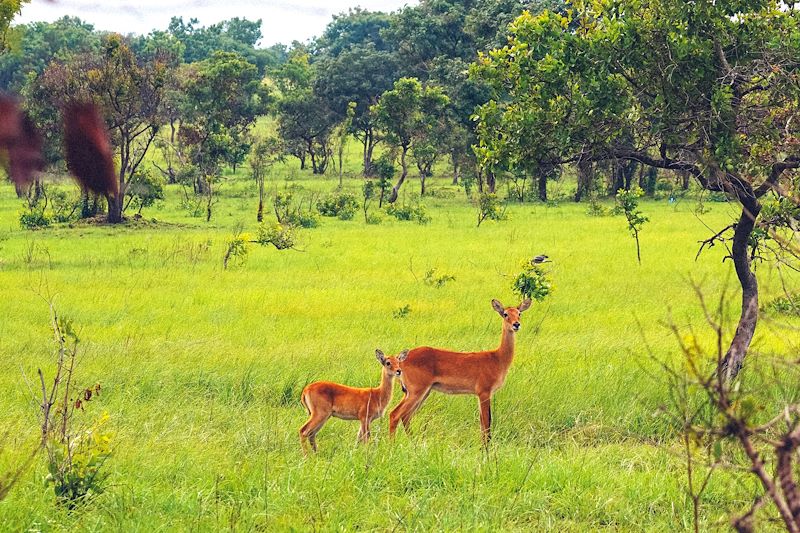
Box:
0;159;797;530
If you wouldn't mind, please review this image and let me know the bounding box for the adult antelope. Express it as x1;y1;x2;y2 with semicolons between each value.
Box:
388;298;532;444
299;349;408;453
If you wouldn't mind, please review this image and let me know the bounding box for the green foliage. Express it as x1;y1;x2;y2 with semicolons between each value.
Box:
272;190;318;228
512;260;551;302
586;193;611;217
392;303;411;319
223;230;250;270
476;192;506;227
372;153;395;204
125;168;165;215
48;188;81;223
256;222;297;250
317;191;358;220
423;268;455;288
386;197;431;224
19;204;50;229
762;292;800;317
614;187;649;265
45;413;113;508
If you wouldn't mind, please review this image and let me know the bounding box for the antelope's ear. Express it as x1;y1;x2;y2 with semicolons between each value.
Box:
375;349;386;363
518;298;532;313
398;349;409;362
491;299;505;316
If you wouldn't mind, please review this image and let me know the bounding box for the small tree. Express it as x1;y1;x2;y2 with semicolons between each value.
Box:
613;187;648;265
372;77;448;202
249;136;284;222
362;179;377;223
372;152;395;207
476;192;505;227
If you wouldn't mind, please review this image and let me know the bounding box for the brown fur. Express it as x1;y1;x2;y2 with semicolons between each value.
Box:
389;298;531;444
63;102;118;197
299;349;407;453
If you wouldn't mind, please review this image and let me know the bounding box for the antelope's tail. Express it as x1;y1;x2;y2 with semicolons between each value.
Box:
300;390;310;415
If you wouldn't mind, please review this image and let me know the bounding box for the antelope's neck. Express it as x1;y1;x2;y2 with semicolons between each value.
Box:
497;328;516;364
375;372;394;409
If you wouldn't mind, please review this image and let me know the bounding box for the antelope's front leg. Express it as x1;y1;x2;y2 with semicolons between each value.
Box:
478;392;492;445
358;418;371;443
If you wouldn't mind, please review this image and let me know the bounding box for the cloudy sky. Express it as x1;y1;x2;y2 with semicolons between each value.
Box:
17;1;415;45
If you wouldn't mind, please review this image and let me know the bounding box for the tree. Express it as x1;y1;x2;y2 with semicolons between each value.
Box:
249;136;284;222
472;2;800;378
180;51;267;220
373;77;448;202
313;9;398;175
33;34;170;222
0;16;100;92
274;46;336;175
0;0;28;53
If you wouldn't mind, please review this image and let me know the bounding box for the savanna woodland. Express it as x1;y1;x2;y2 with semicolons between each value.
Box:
1;0;800;530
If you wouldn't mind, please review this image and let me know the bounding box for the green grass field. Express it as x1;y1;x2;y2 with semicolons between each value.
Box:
0;156;798;531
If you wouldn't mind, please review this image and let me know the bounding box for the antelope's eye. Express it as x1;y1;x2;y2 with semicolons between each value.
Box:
503;312;508;318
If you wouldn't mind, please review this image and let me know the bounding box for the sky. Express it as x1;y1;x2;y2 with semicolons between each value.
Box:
16;0;415;46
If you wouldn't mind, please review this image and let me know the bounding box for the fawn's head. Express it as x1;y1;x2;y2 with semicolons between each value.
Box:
375;349;408;378
492;298;532;332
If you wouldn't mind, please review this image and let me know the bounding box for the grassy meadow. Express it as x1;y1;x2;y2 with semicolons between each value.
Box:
0;150;798;531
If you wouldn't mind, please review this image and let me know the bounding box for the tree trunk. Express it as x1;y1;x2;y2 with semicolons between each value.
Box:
363;130;376;176
107;194;123;223
487;171;496;193
575;159;593;201
538;172;547;202
420;172;427;196
388;146;409;203
681;170;690;190
719;199;762;380
452;153;460;185
623;161;637;190
257;179;264;222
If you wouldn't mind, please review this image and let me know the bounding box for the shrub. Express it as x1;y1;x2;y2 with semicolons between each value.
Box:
19;206;51;229
46;413;113;508
366;212;382;225
424;268;455;288
512;260;552;302
223;231;250;269
257;222;297;250
125;168;165;215
49;189;81;223
393;304;411;319
762;292;800;316
476;193;506;226
317;192;358;220
386;197;431;224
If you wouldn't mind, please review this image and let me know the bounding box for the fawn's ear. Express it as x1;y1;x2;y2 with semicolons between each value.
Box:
491;299;505;316
398;350;409;362
518;298;532;313
375;349;386;364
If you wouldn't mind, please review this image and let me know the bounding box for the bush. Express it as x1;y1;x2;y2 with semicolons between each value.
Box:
317;192;358;220
763;292;800;316
223;231;250;269
273;190;319;227
476;193;506;226
19;206;51;229
512;260;552;302
386;197;431;224
48;189;81;223
125;168;165;215
257;222;297;250
424;268;455;288
366;212;382;225
46;413;113;508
